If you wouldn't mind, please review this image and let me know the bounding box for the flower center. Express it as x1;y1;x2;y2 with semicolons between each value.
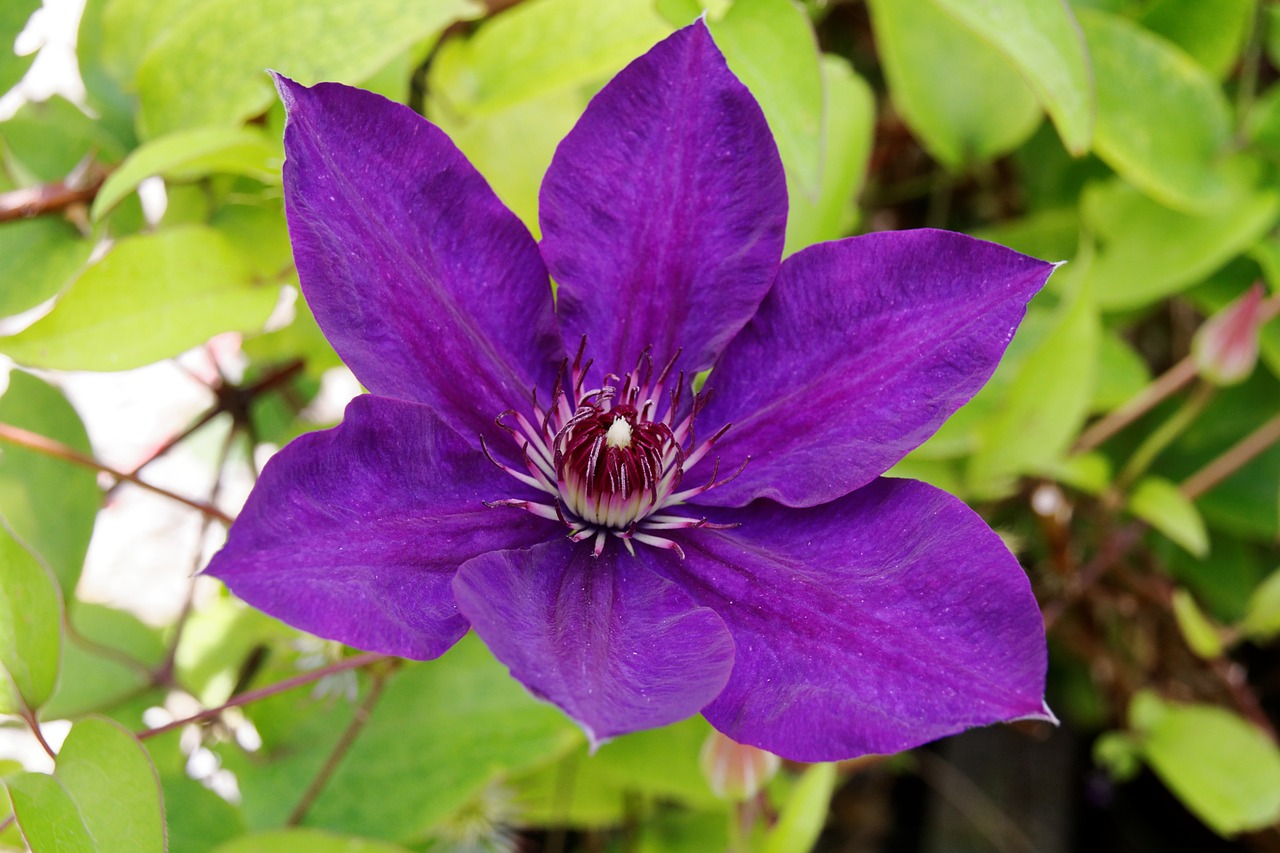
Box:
482;340;740;557
604;415;633;449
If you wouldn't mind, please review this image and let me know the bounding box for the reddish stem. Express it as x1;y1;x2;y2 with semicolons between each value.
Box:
0;422;231;524
137;652;387;741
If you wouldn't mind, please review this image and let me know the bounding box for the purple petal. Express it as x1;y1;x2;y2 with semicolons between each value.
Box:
539;21;787;375
650;478;1048;761
205;395;552;660
275;75;562;447
453;538;735;747
698;230;1057;508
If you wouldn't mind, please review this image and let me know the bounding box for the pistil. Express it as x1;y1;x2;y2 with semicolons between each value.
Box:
484;340;743;556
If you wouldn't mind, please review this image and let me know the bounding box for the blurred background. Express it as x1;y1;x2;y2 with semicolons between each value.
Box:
0;0;1278;850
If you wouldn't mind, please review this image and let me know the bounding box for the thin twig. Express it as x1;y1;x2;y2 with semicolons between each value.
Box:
155;423;240;686
0;173;105;223
1073;358;1198;454
1181;411;1280;500
137;652;387;741
1113;382;1215;491
1074;292;1280;454
914;750;1037;853
285;667;392;826
0;422;231;524
105;407;221;500
107;358;303;498
0;814;14;835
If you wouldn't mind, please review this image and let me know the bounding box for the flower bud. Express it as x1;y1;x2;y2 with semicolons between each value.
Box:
700;730;781;800
1193;283;1266;386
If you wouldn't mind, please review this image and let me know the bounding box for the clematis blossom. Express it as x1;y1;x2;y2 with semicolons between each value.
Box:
206;21;1056;761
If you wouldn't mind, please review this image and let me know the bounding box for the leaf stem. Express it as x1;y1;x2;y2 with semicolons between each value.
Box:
286;666;393;826
0;422;232;525
137;652;387;741
1114;382;1215;492
0;170;106;223
1074;292;1280;454
18;707;57;761
1180;411;1280;500
1073;358;1198;454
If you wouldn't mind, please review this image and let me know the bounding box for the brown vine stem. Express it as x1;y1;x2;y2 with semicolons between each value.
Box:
137;652;387;741
1073;292;1280;455
1072;358;1198;454
0;169;106;223
285;666;393;826
0;422;231;525
1181;411;1280;500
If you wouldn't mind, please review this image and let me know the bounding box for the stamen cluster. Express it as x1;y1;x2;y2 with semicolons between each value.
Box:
484;340;737;557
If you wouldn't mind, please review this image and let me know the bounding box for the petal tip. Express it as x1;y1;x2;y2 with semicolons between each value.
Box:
271;71;303;110
1016;700;1060;727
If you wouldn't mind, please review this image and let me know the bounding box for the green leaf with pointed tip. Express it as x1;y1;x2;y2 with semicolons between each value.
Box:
1241;567;1280;640
1140;0;1253;80
1171;588;1224;658
55;718;166;853
0;219;93;319
1094;731;1141;781
763;763;837;853
92;127;281;221
969;256;1099;498
867;0;1041;169
428;0;669;116
0;523;61;714
0;371;99;595
5;772;95;853
1083;174;1279;311
0;226;279;371
136;0;482;137
931;0;1093;154
0;1;39;94
1128;477;1209;557
783;55;874;255
1130;691;1280;836
214;830;413;853
706;0;824;202
1079;9;1233;212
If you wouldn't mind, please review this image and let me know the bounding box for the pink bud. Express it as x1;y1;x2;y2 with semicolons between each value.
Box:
1193;283;1267;386
700;730;781;800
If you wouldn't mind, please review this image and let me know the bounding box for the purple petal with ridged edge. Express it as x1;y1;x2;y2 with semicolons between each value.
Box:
647;478;1049;762
697;229;1057;508
453;538;735;747
275;75;562;449
204;394;553;660
539;21;786;375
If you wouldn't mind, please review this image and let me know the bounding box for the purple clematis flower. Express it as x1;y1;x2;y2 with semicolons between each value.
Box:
206;21;1057;761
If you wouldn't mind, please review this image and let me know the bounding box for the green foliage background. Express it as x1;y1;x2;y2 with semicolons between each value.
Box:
1;0;1279;849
